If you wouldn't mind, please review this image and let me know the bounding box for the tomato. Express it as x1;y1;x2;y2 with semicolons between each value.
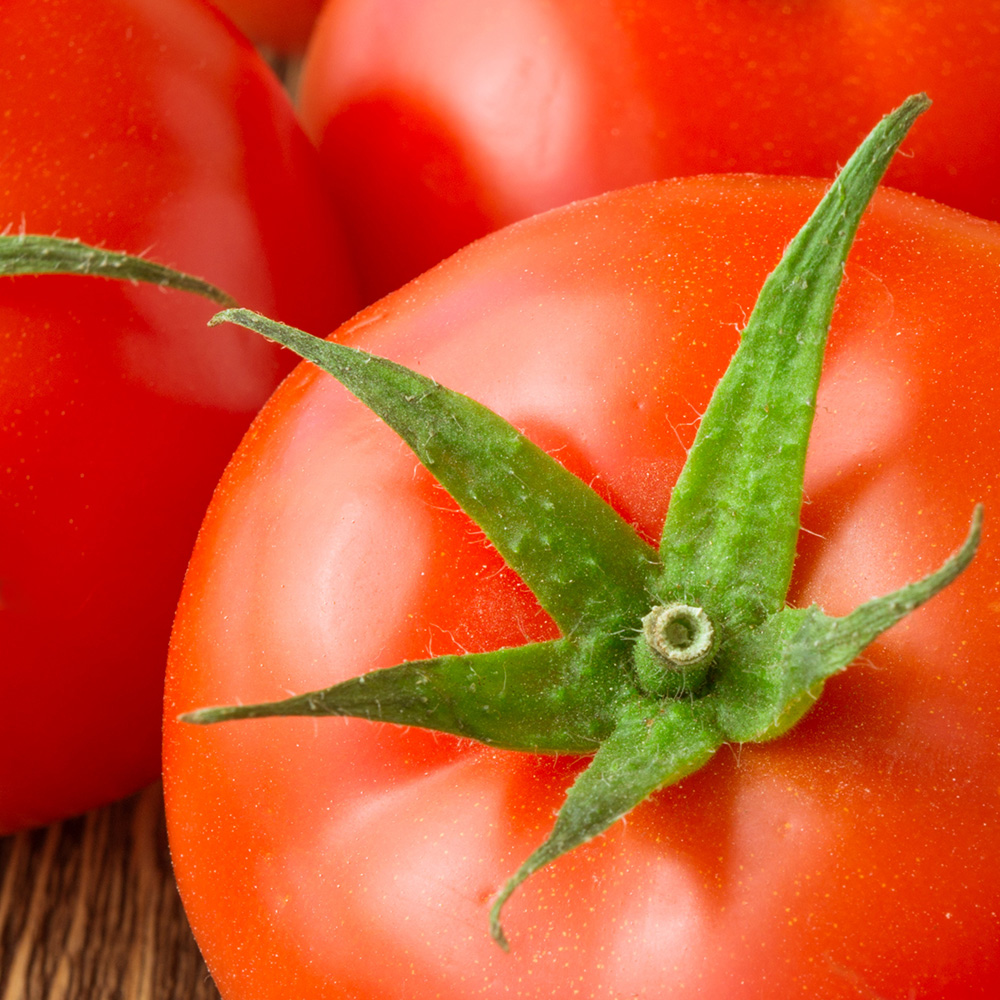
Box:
209;0;325;52
164;173;1000;997
298;0;1000;301
0;0;357;833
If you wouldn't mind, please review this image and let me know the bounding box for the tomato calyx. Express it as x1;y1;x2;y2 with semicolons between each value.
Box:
177;93;982;949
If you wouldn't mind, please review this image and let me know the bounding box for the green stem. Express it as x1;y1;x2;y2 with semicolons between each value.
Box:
0;233;234;304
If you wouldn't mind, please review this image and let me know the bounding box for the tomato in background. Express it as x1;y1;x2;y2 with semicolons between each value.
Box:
0;0;357;832
299;0;1000;302
164;176;1000;998
209;0;326;52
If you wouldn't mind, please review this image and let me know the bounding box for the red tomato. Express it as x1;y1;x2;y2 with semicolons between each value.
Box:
164;177;1000;997
209;0;325;52
0;0;357;833
299;0;1000;302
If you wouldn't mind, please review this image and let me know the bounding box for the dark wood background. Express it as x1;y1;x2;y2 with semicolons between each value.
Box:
0;785;221;1000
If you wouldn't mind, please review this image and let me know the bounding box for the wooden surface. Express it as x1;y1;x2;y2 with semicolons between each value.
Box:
0;785;220;1000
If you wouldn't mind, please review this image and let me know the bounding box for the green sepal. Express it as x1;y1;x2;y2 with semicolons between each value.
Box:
656;93;931;628
181;636;632;753
714;505;983;742
211;308;659;637
489;696;721;950
0;233;234;305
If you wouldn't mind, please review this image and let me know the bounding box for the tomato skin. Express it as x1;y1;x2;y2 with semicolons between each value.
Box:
208;0;325;52
164;178;1000;998
299;0;1000;301
0;0;357;832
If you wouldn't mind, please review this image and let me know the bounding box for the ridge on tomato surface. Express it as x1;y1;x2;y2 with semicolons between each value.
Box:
179;95;981;949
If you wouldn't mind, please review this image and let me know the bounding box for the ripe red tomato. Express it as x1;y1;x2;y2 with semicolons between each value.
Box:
164;176;1000;997
299;0;1000;301
0;0;357;832
209;0;325;52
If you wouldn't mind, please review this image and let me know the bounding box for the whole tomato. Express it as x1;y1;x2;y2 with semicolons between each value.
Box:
209;0;325;52
164;170;1000;995
299;0;1000;301
0;0;357;832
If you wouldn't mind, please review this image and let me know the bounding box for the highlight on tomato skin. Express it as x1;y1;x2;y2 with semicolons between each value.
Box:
299;0;1000;301
163;161;1000;996
0;0;358;833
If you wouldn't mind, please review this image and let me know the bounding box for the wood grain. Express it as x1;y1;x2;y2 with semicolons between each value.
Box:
0;785;220;1000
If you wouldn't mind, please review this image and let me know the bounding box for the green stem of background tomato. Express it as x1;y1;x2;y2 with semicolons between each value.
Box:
0;233;234;304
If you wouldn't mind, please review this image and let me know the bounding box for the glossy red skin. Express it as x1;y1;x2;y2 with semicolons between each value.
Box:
299;0;1000;302
0;0;358;832
164;178;1000;998
209;0;325;52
